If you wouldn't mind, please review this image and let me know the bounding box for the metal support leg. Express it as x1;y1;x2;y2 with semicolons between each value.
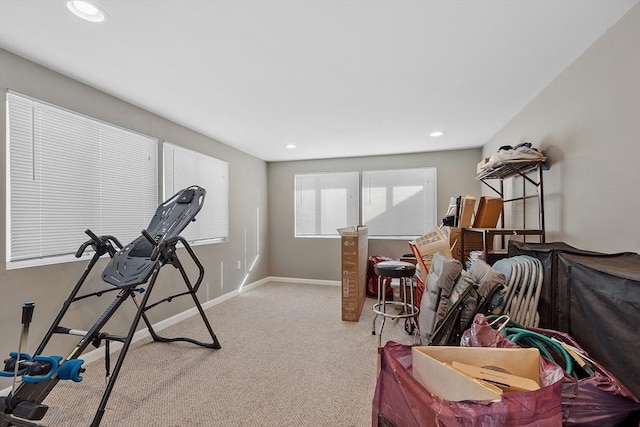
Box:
90;268;160;427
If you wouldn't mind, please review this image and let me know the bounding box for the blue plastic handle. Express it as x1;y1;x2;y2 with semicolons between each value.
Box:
57;359;85;382
22;355;63;383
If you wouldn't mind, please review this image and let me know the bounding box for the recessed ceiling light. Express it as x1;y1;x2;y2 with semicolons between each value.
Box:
67;1;107;23
285;144;297;149
430;131;445;137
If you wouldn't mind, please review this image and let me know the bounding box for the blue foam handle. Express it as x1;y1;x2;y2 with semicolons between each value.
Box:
57;359;85;382
22;355;63;383
0;352;32;377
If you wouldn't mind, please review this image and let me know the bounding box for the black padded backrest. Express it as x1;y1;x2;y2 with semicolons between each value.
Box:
102;186;206;288
144;186;205;243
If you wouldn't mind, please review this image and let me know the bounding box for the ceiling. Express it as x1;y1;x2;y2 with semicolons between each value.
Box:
0;1;637;162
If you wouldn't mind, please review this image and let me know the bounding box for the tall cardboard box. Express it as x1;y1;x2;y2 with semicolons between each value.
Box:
338;226;368;321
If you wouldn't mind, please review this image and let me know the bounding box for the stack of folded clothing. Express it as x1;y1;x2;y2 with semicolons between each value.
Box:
481;142;545;171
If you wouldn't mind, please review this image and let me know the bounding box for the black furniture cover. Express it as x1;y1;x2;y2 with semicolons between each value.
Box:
556;252;640;399
508;241;640;399
507;241;603;330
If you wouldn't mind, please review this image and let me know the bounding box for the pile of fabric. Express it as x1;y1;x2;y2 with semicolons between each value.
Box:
480;142;545;171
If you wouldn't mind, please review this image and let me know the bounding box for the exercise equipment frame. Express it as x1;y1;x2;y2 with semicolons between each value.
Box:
1;186;221;427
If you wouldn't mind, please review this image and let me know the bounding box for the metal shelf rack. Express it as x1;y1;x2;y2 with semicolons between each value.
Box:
462;159;546;263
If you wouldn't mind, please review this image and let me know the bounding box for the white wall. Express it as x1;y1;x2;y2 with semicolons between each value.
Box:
483;4;640;254
268;149;482;280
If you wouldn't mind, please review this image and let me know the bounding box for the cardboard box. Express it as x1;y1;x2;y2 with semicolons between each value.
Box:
451;361;540;392
409;227;452;281
338;226;368;321
411;346;541;402
477;158;490;174
459;195;476;228
473;196;504;228
448;227;485;264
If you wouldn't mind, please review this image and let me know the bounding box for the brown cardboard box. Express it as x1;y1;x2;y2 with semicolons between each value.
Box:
409;227;452;282
459;196;476;228
338;226;368;321
411;346;541;402
451;361;540;392
473;196;503;228
448;227;485;264
477;158;490;174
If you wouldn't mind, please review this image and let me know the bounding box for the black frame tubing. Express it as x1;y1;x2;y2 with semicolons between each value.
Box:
89;264;161;427
2;232;220;427
139;237;221;349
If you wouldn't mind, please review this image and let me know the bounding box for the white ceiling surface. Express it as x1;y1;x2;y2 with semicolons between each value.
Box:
0;1;637;162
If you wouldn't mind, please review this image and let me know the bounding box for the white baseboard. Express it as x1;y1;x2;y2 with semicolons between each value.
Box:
268;276;341;286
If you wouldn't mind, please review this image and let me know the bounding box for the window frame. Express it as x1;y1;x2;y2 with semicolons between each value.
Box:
163;142;229;245
361;167;437;239
294;171;360;238
293;167;437;240
5;91;159;269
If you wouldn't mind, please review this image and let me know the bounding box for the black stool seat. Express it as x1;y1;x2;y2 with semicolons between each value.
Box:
374;261;416;278
372;260;420;349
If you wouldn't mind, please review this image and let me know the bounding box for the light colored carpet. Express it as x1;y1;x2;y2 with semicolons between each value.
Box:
37;281;417;426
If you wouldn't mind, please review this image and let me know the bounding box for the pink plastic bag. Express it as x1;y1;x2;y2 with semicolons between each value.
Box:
461;315;640;426
372;339;564;426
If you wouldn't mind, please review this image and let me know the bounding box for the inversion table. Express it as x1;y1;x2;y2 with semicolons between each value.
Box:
1;185;221;427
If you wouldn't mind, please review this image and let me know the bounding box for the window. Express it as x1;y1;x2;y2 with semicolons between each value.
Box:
163;143;229;244
6;92;158;268
362;168;437;238
294;172;359;237
294;168;437;239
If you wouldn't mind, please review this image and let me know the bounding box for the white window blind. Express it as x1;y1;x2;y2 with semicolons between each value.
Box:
294;172;359;237
362;167;437;238
163;143;229;243
6;92;158;267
